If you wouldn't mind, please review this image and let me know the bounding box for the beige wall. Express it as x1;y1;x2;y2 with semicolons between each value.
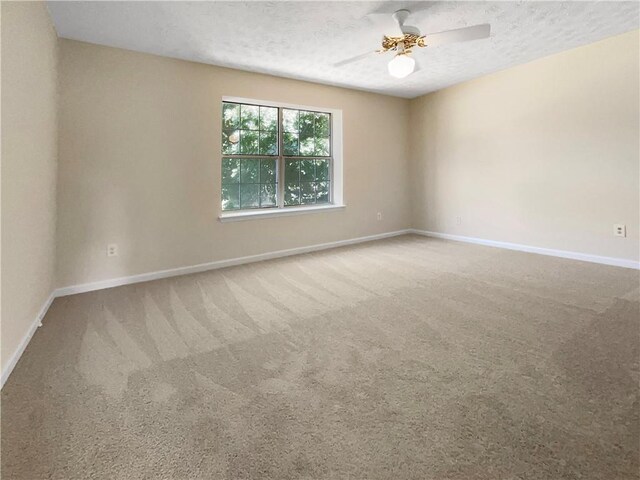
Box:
57;40;411;287
409;30;639;262
1;2;58;370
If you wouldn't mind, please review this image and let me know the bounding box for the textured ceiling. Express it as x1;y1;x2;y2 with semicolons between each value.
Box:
47;1;639;98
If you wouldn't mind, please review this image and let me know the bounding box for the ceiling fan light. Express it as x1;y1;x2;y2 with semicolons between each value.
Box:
388;53;415;79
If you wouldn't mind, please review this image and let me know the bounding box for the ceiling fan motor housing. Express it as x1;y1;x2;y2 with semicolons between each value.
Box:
392;9;411;26
381;34;426;54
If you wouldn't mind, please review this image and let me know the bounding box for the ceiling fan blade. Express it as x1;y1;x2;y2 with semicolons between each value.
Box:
334;50;378;68
423;24;491;47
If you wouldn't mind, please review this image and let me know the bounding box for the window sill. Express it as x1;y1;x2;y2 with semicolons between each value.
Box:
219;204;346;222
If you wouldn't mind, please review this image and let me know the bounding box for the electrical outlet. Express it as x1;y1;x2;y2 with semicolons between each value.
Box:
456;216;462;225
107;244;118;257
613;224;626;237
377;212;382;221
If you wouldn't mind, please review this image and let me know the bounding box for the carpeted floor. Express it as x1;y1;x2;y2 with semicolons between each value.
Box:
1;235;639;479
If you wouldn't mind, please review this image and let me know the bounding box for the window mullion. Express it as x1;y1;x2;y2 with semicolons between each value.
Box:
277;107;285;208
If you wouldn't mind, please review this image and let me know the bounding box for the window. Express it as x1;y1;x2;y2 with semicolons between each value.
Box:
221;99;341;217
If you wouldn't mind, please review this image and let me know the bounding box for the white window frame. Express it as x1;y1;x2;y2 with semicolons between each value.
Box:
219;96;344;222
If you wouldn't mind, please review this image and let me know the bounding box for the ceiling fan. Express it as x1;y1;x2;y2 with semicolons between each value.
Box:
335;9;491;79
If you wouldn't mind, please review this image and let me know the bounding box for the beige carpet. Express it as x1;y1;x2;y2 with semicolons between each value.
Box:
2;235;639;479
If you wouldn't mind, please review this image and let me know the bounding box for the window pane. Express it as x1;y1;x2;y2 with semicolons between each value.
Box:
240;104;259;130
260;159;276;184
315;159;329;182
284;160;300;205
239;130;259;154
260;106;277;132
241;158;260;183
222;130;239;154
281;109;331;157
285;159;300;182
314;137;330;156
259;131;277;155
299;135;314;156
316;181;330;203
299;111;314;138
222;103;240;130
260;184;276;207
314;113;330;137
298;111;315;156
222;158;240;184
300;182;316;204
283;132;299;156
300;159;315;182
283;109;298;132
240;183;260;208
285;183;300;206
222;183;240;210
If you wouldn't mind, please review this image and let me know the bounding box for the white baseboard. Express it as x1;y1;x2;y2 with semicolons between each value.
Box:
55;229;412;297
410;229;640;270
1;293;55;388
